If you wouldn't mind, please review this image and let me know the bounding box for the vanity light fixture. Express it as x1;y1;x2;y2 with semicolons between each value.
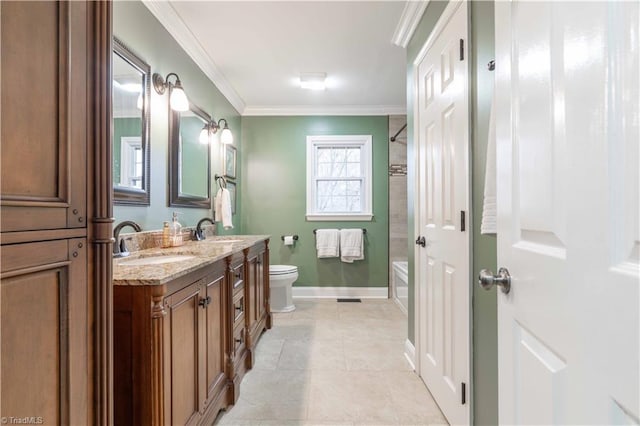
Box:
198;118;233;145
152;72;189;111
218;118;234;145
299;72;327;91
199;121;215;145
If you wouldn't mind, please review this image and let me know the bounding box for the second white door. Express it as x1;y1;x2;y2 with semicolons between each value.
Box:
414;1;470;424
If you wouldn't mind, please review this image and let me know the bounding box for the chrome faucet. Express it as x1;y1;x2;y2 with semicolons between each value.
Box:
195;217;215;241
113;220;142;258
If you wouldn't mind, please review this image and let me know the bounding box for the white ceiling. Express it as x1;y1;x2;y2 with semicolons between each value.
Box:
144;1;409;116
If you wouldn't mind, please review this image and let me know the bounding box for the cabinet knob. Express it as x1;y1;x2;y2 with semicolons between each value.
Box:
198;296;211;308
235;271;242;279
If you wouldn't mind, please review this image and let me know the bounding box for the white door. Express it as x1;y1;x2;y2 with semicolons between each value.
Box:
414;2;470;424
493;1;639;424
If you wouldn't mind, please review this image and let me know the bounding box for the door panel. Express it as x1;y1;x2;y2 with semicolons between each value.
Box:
0;1;87;231
205;273;227;406
495;1;639;423
1;238;89;425
166;285;202;425
415;2;470;424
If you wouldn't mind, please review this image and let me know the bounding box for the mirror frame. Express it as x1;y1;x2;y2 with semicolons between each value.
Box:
113;37;151;205
168;101;212;208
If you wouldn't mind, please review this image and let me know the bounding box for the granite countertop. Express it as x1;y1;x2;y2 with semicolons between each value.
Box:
113;235;270;286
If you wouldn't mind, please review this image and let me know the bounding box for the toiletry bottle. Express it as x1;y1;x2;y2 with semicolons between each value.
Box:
162;222;170;248
169;212;182;246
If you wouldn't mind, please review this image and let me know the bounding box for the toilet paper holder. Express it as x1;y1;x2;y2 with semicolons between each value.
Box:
281;235;299;241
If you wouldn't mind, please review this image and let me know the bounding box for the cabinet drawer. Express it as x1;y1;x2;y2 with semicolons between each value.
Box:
232;291;245;325
231;264;244;293
233;325;245;357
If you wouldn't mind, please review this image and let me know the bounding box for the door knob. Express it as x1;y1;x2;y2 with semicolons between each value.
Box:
478;268;511;294
415;236;426;247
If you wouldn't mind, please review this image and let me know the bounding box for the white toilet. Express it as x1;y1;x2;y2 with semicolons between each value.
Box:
269;265;298;312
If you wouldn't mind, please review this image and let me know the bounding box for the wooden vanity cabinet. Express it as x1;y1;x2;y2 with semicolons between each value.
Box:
113;239;272;425
114;260;230;426
244;240;272;367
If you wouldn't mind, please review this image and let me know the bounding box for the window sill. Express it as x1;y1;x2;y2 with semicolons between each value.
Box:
306;213;374;222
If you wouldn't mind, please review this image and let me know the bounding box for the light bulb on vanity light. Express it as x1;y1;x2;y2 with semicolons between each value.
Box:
220;126;233;145
214;118;233;145
199;124;212;145
169;85;189;112
152;72;189;112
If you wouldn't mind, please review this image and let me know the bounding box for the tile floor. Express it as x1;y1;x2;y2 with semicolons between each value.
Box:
214;299;448;426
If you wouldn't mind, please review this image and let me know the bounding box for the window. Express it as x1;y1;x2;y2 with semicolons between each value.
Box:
120;137;143;189
306;135;373;221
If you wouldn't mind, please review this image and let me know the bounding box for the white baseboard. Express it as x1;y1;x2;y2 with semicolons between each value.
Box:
404;339;416;371
292;286;388;299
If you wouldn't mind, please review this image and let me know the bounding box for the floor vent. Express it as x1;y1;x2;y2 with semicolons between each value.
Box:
337;298;362;303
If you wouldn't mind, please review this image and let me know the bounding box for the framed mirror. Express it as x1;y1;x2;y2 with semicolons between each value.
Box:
168;101;211;208
112;38;151;205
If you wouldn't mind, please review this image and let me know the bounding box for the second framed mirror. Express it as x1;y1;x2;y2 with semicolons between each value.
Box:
168;100;212;208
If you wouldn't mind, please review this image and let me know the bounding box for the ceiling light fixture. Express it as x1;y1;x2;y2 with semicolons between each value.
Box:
299;72;327;91
152;72;189;111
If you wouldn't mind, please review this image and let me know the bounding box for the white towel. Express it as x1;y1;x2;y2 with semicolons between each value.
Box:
214;188;234;230
340;229;364;263
481;91;497;235
315;229;339;258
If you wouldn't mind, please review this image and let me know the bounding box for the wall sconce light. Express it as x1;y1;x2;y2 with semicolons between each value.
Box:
152;72;189;111
198;118;234;145
217;118;234;145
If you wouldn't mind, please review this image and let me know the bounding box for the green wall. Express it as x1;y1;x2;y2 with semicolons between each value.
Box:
113;1;241;234
241;116;389;288
113;117;142;185
470;3;498;424
406;1;498;424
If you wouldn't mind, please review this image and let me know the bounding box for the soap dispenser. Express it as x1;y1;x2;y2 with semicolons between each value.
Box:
169;212;182;246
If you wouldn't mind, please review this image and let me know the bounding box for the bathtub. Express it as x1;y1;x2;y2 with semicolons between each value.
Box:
392;261;408;314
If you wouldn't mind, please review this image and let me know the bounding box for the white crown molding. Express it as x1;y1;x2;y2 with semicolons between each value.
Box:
243;104;407;116
142;0;246;115
291;286;388;299
391;1;430;48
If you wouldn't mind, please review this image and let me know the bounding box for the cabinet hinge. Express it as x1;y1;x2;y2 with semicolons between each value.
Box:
461;382;466;405
461;211;466;232
459;39;465;61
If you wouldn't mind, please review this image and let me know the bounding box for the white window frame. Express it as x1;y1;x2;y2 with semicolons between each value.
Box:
120;136;143;188
306;135;373;221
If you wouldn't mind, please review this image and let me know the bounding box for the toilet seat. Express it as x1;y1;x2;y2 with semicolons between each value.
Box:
269;265;298;275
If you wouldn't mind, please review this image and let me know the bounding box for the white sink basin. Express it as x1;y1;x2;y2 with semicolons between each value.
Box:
208;239;243;243
119;255;196;266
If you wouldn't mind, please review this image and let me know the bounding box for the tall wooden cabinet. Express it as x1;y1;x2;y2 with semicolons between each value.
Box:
1;1;113;424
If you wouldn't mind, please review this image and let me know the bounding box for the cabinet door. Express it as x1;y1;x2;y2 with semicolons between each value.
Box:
246;248;266;334
1;239;89;425
165;283;204;426
0;1;88;232
204;269;227;408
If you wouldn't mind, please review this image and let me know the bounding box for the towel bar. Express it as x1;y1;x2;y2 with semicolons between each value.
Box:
313;228;366;234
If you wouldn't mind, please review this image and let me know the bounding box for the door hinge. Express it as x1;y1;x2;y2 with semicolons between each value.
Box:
461;211;466;232
461;382;466;405
459;39;465;61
